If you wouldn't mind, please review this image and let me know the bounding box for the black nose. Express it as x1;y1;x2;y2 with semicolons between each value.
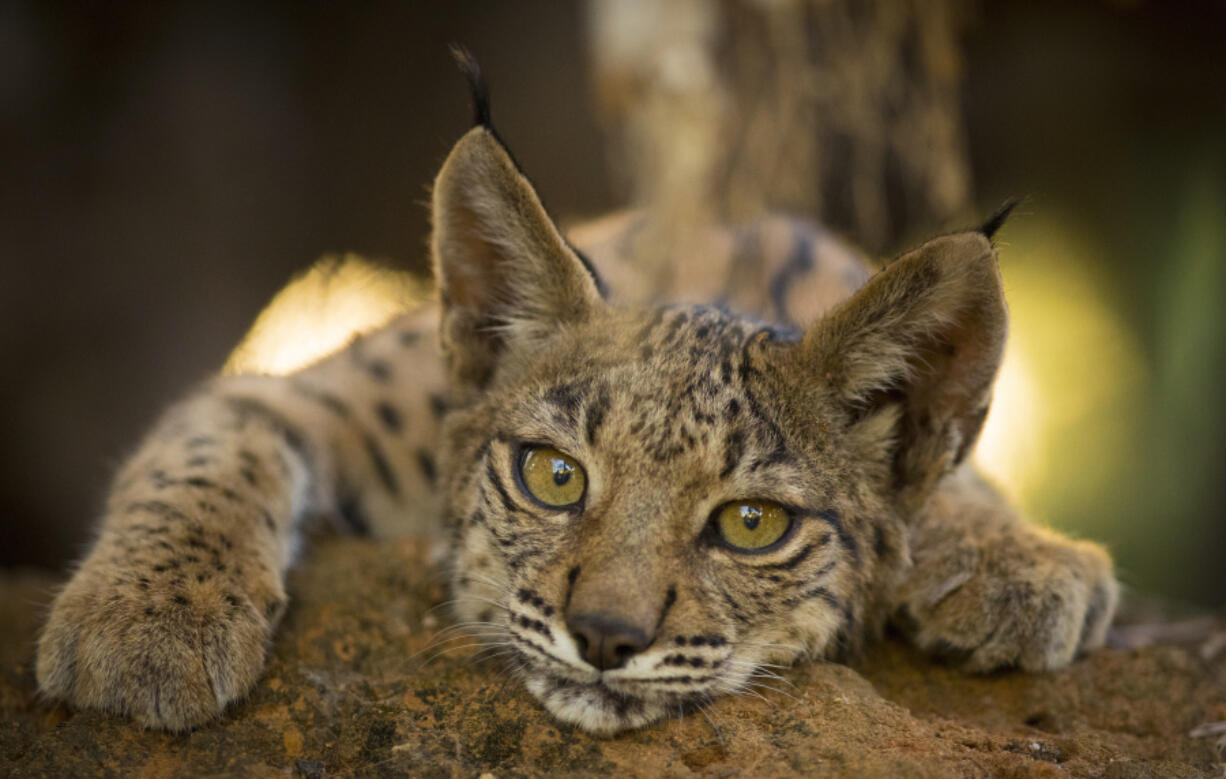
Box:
567;613;651;670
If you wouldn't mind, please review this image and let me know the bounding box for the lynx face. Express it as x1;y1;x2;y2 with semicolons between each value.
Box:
428;120;1004;730
441;304;906;732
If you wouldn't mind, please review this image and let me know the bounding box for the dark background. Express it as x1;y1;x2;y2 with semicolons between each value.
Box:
2;1;1223;606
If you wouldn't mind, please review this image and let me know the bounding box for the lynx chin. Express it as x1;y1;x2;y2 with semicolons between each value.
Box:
36;56;1117;735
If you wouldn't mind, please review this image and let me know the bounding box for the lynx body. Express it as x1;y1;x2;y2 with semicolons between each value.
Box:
36;73;1117;734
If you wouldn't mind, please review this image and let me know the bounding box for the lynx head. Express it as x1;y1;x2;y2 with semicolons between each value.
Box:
429;68;1008;734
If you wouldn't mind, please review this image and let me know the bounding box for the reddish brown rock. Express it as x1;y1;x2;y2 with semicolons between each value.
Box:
2;537;1223;777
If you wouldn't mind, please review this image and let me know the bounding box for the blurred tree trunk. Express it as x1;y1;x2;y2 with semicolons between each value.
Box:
587;0;972;266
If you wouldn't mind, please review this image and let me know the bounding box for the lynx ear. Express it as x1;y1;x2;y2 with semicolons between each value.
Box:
431;126;606;389
796;231;1007;514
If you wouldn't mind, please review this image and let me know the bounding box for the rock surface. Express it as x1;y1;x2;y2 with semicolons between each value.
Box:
2;536;1223;778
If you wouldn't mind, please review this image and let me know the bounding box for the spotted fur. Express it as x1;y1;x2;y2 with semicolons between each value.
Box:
36;83;1116;735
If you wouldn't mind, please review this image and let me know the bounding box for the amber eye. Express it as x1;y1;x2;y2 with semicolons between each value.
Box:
518;446;587;507
715;501;792;552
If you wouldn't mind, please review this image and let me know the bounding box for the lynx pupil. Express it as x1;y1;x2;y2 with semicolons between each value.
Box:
741;505;761;530
552;459;573;486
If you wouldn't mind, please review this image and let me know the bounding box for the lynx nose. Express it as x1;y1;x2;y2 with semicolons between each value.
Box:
567;613;651;671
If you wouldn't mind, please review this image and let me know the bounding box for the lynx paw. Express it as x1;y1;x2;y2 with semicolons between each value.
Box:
896;533;1118;673
36;556;281;731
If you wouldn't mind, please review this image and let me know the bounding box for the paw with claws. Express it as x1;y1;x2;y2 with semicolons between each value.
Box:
892;473;1123;672
895;487;1118;672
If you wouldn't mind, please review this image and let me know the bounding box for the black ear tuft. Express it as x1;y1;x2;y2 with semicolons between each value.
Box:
450;44;491;128
448;45;524;173
979;199;1019;240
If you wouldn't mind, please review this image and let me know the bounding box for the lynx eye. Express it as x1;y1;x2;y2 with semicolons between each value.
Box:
518;446;586;507
715;501;791;552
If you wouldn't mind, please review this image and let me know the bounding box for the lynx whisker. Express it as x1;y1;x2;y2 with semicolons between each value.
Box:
418;641;492;667
735;665;799;690
410;630;508;664
697;700;727;747
739;678;802;704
